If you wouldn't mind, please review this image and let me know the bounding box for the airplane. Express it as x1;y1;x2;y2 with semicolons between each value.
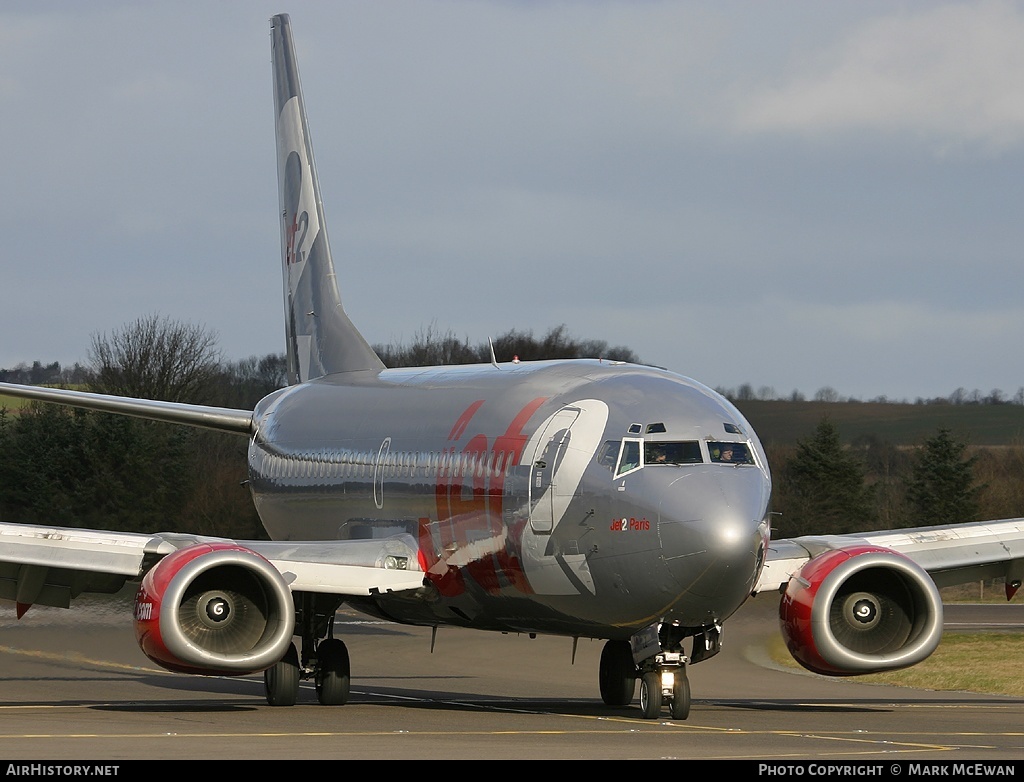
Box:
1;12;1023;721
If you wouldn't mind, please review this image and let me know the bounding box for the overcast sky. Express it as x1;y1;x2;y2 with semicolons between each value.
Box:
3;1;1023;402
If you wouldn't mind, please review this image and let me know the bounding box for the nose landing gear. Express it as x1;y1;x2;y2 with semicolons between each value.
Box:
599;620;719;720
638;653;690;720
598;636;691;720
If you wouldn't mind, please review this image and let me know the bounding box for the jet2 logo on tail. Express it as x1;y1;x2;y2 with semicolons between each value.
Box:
285;210;308;266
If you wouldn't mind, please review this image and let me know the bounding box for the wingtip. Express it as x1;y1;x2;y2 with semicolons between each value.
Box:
15;602;31;619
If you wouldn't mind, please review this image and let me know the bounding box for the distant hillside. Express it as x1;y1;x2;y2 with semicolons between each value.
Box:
7;389;1024;448
735;400;1024;447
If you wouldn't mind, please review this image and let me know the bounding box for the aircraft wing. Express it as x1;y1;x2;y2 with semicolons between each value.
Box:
0;521;425;615
0;381;253;435
754;516;1024;596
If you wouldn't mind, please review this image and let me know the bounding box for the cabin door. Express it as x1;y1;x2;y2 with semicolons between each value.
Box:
528;407;581;533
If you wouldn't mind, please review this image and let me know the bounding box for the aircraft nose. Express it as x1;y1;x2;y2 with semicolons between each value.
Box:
658;467;770;608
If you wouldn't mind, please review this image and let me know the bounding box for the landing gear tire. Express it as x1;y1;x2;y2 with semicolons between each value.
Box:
639;671;663;719
264;642;300;706
599;640;636;707
315;638;350;706
669;670;690;720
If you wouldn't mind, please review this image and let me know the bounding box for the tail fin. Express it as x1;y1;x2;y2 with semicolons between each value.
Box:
271;14;384;384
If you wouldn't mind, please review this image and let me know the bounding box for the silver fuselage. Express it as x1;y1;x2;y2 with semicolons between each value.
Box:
247;359;772;640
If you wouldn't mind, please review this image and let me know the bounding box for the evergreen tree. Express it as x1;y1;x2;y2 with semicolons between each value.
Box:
907;428;982;526
777;417;876;536
0;402;194;532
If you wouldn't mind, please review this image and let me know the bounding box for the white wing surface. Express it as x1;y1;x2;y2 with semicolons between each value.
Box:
0;521;424;615
756;516;1024;596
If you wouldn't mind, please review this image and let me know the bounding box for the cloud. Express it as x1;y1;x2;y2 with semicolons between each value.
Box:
735;1;1024;152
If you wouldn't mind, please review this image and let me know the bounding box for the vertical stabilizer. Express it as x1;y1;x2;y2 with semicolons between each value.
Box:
271;14;384;384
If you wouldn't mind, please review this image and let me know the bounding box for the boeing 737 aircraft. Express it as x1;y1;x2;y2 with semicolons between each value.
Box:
1;14;1022;721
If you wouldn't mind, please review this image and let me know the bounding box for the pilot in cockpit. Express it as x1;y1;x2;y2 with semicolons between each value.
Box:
710;442;750;464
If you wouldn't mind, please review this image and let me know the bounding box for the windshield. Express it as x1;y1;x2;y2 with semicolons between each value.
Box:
644;441;703;465
599;439;706;476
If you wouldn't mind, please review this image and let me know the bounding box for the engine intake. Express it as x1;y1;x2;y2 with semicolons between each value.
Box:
134;543;296;676
779;545;943;676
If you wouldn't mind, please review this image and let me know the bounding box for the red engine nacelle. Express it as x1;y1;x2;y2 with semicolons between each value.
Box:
779;545;943;676
133;542;296;676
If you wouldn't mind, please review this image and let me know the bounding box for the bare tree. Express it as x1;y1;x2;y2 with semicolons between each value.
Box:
88;314;222;403
814;386;840;403
373;323;639;368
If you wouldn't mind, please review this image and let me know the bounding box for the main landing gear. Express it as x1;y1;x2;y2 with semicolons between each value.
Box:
263;596;350;706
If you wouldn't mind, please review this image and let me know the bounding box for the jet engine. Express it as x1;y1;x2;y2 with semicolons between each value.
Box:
779;545;943;676
133;542;296;676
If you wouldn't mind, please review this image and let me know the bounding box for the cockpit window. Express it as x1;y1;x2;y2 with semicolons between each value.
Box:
708;441;754;465
600;438;705;474
597;440;619;467
616;440;642;475
645;441;703;465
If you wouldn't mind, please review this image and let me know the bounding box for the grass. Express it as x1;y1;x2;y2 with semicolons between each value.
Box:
768;630;1024;697
0;394;34;411
941;582;1018;603
766;580;1023;696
